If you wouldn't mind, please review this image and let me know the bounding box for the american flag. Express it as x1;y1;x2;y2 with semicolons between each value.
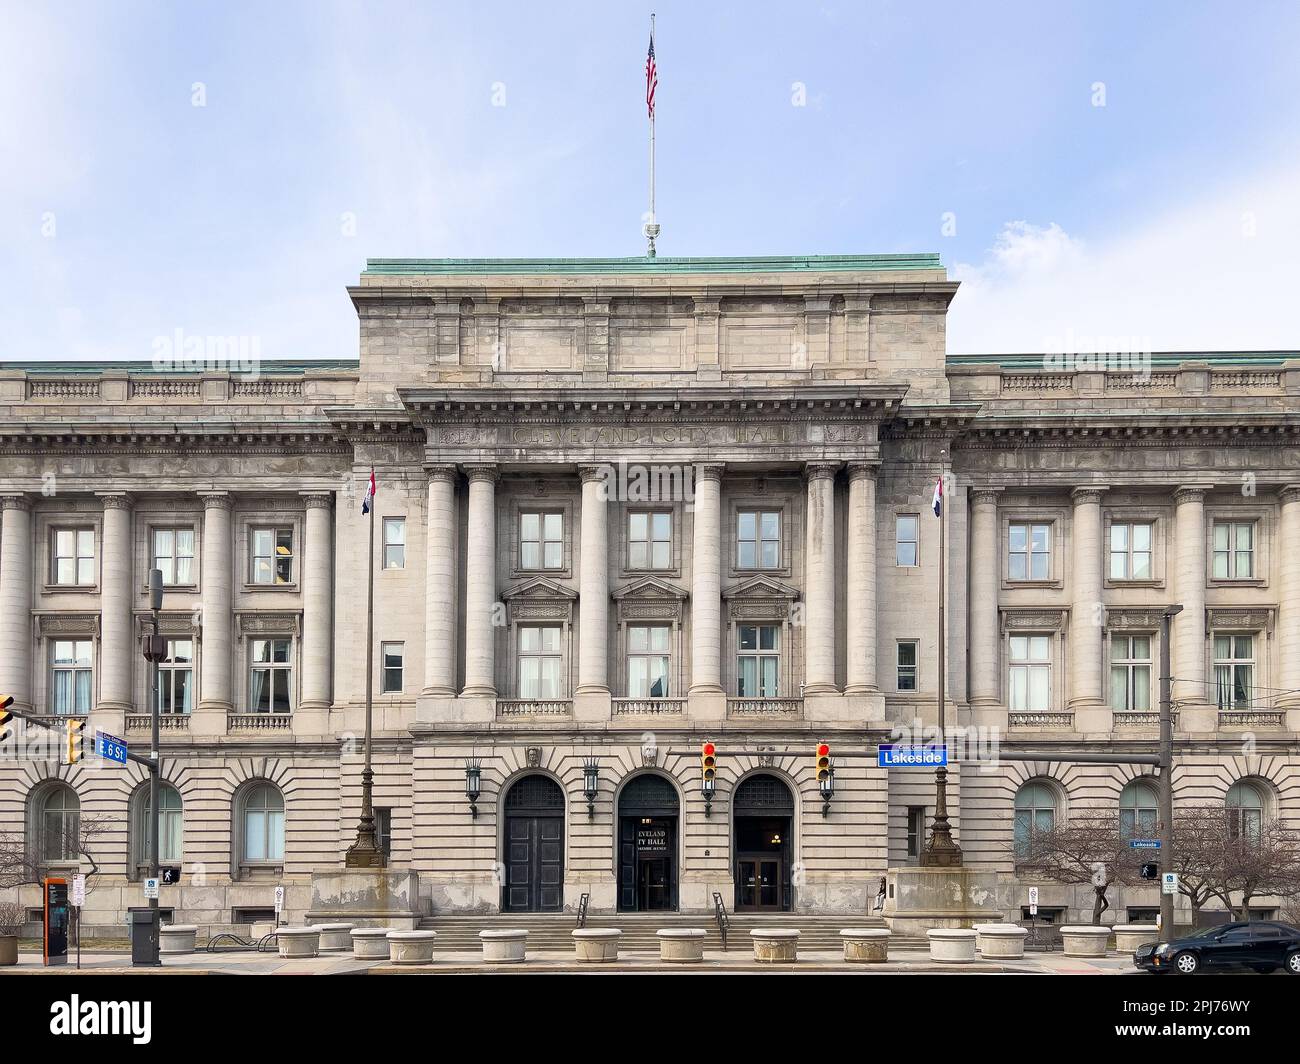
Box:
645;30;657;119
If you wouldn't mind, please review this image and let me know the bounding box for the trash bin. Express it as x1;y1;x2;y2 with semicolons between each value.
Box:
128;908;160;966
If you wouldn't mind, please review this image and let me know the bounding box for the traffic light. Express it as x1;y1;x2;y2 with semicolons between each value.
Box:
0;694;14;745
815;742;832;784
701;741;717;790
64;718;85;765
1140;861;1159;881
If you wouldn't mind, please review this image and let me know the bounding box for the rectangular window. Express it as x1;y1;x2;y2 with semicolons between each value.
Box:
1008;635;1051;712
1008;523;1051;580
1109;634;1152;712
1109;522;1153;580
628;511;672;570
627;625;671;697
897;641;917;691
381;642;403;693
1212;521;1254;579
158;638;194;715
51;528;95;586
383;518;406;570
249;638;293;713
152;528;196;586
895;515;919;567
375;807;392;859
50;640;93;714
251;528;294;585
1213;634;1254;710
737;510;780;570
518;626;562;698
736;624;780;697
906;806;926;858
520;512;563;570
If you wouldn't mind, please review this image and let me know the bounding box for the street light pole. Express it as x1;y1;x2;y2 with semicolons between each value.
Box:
1158;604;1182;944
139;567;164;966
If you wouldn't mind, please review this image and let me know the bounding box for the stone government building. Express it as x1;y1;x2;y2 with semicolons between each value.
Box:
1;252;1297;932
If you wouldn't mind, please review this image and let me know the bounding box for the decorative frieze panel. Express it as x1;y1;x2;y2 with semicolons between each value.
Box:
502;577;577;624
723;576;800;621
1205;606;1276;634
1104;608;1168;631
235;611;302;636
1000;607;1068;633
612;576;687;624
33;612;100;638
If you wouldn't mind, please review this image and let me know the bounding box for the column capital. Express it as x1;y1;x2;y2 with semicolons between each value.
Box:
968;486;1003;507
424;463;458;484
299;490;334;509
463;464;499;484
198;491;234;511
578;464;612;485
0;494;32;512
1173;484;1211;505
96;492;134;510
846;461;880;482
1070;485;1109;505
804;461;841;482
694;462;725;483
1279;484;1300;505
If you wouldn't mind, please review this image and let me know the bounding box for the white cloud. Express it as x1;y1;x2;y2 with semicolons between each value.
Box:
947;162;1300;355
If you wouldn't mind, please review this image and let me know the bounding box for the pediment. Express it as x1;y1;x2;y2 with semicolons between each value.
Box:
722;576;801;602
502;576;578;601
612;576;689;601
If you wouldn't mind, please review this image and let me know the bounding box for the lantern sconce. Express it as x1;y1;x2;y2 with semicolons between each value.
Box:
583;757;600;819
819;761;835;818
701;774;716;818
465;758;482;819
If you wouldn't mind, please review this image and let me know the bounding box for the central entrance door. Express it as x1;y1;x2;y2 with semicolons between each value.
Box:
618;774;679;911
502;775;565;913
733;774;794;912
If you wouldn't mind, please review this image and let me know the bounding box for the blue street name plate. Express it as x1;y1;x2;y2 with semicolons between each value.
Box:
878;743;948;768
1130;839;1161;849
94;730;128;765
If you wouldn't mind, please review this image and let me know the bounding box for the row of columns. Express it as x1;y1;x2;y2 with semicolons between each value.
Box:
0;490;334;715
424;461;882;699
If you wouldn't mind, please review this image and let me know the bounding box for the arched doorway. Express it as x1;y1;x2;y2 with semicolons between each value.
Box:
617;774;679;912
502;775;565;912
733;774;794;912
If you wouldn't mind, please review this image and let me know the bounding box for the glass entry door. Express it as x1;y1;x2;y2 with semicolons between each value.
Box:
736;855;783;911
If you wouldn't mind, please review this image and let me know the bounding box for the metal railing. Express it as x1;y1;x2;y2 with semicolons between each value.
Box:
712;891;729;952
575;892;589;929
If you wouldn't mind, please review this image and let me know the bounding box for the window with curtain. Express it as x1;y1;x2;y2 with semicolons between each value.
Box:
1213;635;1253;710
51;527;95;586
1212;521;1254;579
897;642;918;691
737;624;780;697
136;785;184;870
1226;781;1265;841
249;639;292;713
50;640;93;715
520;512;563;570
518;626;562;698
39;785;81;864
241;783;285;863
1119;780;1159;838
250;527;294;584
1013;782;1057;858
1109;522;1153;580
158;638;194;714
627;625;670;697
152;528;196;585
1008;635;1051;712
1110;634;1152;711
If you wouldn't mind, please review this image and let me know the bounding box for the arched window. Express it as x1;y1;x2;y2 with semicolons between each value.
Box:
1226;781;1266;841
1013;781;1057;858
34;784;80;864
239;783;285;864
131;785;183;876
1119;780;1159;839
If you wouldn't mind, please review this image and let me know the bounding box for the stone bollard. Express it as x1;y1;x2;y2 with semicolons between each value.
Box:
1112;925;1160;953
388;930;438;965
1060;925;1112;957
316;923;356;952
840;928;890;963
750;929;800;963
975;925;1028;959
927;929;978;963
159;924;198;955
657;928;707;963
480;929;528;963
276;926;322;959
572;928;622;962
350;927;392;960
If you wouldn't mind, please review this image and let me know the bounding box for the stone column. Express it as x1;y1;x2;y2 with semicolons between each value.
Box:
462;465;498;697
967;489;1002;706
577;466;610;693
1278;486;1300;710
1172;486;1208;707
299;492;334;712
844;463;878;695
690;463;725;694
96;493;134;713
0;495;33;712
1068;486;1107;710
423;466;458;696
803;462;839;694
197;492;234;714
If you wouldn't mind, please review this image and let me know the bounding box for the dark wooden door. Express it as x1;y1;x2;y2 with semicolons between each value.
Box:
504;815;563;912
736;855;783;911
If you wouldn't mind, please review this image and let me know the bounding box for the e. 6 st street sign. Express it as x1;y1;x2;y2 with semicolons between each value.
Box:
94;730;128;765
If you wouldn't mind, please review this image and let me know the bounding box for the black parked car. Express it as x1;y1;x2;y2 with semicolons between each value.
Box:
1134;921;1300;974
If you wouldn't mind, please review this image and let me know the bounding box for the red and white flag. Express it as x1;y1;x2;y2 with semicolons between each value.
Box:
361;469;377;515
645;28;657;119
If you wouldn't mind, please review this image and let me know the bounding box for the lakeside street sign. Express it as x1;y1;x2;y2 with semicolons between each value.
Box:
878;743;948;768
1129;839;1161;849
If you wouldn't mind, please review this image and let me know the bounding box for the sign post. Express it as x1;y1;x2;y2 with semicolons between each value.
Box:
274;885;285;926
1028;886;1039;947
70;874;85;970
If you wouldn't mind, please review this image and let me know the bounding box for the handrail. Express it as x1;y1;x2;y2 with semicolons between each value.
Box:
712;891;729;952
576;892;589;929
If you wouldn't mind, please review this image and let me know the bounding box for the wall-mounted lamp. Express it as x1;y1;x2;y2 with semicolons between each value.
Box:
465;758;482;819
701;774;716;817
819;760;835;818
583;757;600;818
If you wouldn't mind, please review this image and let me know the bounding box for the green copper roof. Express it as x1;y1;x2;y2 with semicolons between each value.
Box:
947;351;1297;368
363;253;944;276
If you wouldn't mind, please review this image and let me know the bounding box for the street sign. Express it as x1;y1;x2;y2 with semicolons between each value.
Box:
1161;872;1179;896
274;885;285;914
143;877;159;900
1130;839;1161;849
1028;886;1039;915
70;874;86;908
93;729;128;765
878;743;948;768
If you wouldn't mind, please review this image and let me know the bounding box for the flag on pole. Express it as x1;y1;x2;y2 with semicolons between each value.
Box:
361;469;377;515
645;27;657;118
932;477;943;517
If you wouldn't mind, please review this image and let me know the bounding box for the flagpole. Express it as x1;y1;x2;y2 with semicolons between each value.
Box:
644;13;660;257
346;470;383;867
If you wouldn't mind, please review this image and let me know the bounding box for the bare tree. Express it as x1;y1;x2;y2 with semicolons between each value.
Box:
1218;818;1300;920
1168;808;1233;921
1012;813;1145;925
0;812;115;895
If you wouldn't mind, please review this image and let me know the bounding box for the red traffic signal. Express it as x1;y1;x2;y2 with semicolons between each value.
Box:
815;742;832;783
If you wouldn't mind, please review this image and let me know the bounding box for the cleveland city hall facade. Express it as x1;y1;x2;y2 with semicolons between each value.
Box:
1;253;1298;933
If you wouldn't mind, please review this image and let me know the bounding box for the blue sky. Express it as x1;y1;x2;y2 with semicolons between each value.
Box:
4;0;1299;361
